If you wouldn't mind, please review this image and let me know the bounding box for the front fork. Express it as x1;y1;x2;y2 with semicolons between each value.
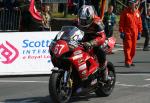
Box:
63;67;73;89
51;66;73;90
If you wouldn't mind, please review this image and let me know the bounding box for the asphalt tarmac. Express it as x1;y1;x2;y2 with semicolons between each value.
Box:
0;49;150;103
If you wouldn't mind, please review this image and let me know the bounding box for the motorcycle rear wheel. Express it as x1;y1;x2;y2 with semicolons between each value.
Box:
95;62;116;97
49;72;73;103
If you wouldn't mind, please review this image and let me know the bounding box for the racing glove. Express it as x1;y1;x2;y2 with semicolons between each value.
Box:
82;42;92;50
137;33;141;40
120;32;125;39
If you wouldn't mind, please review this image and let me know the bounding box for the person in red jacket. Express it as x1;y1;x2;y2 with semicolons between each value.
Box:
119;0;142;68
77;5;108;81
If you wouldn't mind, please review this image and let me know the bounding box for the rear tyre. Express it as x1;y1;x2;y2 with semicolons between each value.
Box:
49;72;72;103
95;62;116;97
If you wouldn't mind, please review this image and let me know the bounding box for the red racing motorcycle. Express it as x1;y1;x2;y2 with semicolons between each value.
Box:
49;26;116;103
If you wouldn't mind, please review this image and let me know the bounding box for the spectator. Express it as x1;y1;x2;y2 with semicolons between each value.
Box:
41;4;51;31
119;0;142;68
103;5;116;38
140;0;150;51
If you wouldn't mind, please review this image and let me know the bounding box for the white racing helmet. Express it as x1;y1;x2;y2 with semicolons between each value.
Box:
78;5;97;28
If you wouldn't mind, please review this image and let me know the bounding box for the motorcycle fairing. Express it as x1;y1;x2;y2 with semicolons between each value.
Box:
107;37;116;49
51;40;69;58
69;48;99;79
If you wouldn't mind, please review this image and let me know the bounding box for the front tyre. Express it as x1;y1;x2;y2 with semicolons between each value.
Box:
49;72;72;103
95;62;116;97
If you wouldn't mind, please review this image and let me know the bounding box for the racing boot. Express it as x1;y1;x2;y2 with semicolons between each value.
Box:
100;61;110;82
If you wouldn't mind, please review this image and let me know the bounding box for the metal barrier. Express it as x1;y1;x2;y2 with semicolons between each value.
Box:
0;8;21;32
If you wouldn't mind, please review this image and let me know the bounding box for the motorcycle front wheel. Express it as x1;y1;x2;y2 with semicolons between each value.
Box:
49;72;73;103
95;62;116;97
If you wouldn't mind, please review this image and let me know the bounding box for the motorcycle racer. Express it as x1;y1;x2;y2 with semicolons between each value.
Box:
77;5;108;81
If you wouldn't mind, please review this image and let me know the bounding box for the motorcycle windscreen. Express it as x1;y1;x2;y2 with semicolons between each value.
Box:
55;26;84;42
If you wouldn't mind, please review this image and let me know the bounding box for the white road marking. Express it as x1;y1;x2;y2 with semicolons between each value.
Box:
116;82;150;88
0;80;48;83
117;73;150;76
116;74;150;88
0;74;149;88
113;44;143;52
116;82;136;87
140;84;150;87
145;78;150;81
115;44;123;47
1;79;148;88
112;48;123;52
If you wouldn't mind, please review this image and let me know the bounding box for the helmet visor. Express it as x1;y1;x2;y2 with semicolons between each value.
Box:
79;18;92;27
